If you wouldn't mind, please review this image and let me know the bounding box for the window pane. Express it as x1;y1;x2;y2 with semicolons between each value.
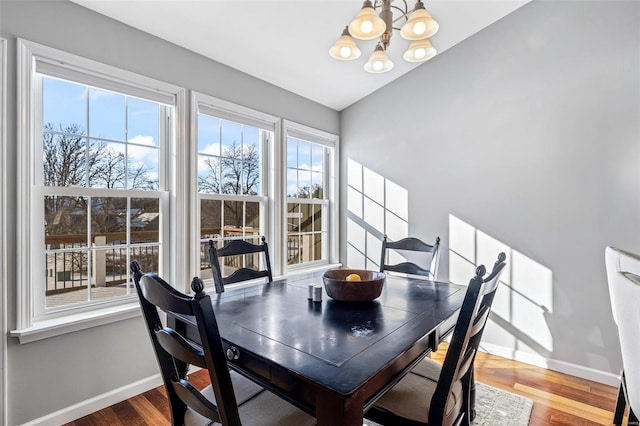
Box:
287;203;300;233
221;161;241;194
45;195;88;244
198;155;221;193
43;133;88;187
243;161;260;195
287;138;297;169
313;203;323;233
92;247;128;301
89;88;126;141
201;199;222;239
42;78;86;132
221;120;242;153
91;197;127;235
311;172;323;199
224;201;243;236
128;98;159;146
314;233;323;261
130;245;159;275
287;235;300;265
45;250;89;308
243;126;259;161
287;168;297;198
246;201;260;231
300;203;312;233
91;141;126;189
299;234;312;264
131;198;159;241
198;114;221;156
127;145;159;190
311;144;324;170
297;140;311;170
298;170;312;198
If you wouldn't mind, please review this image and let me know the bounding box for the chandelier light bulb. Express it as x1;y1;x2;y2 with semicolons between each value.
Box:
403;38;437;62
412;21;427;36
348;0;386;40
364;44;394;73
329;27;362;61
400;1;439;40
360;20;374;34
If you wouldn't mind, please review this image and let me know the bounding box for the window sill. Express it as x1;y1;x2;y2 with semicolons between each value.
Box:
10;302;141;344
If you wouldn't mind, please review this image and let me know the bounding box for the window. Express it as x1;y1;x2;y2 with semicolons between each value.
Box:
192;93;276;282
284;121;338;271
17;39;183;326
14;40;336;338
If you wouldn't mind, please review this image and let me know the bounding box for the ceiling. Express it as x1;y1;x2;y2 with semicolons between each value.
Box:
70;0;530;111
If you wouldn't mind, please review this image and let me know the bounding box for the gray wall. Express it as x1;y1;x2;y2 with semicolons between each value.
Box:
341;0;640;378
0;1;338;424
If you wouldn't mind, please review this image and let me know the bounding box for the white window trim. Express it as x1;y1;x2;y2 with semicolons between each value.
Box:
281;120;339;274
14;38;187;340
1;36;8;426
190;91;280;283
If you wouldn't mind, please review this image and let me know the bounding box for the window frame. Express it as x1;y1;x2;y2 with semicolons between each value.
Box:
190;91;279;284
15;39;186;330
1;36;7;426
281;120;339;274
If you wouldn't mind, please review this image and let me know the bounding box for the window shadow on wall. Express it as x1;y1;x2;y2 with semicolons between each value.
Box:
346;159;409;270
449;214;554;359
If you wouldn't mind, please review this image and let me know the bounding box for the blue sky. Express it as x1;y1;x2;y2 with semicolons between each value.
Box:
43;75;326;198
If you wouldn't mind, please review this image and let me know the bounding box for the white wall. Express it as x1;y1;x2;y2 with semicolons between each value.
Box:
341;0;640;382
0;1;339;424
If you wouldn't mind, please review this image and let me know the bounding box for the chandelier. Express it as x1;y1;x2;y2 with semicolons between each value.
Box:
329;0;439;73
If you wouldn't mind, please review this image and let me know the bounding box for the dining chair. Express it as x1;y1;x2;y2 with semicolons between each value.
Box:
605;246;640;426
366;252;507;426
130;261;314;426
208;236;273;293
380;235;440;280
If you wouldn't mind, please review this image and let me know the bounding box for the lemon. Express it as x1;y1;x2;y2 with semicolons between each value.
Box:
345;273;361;282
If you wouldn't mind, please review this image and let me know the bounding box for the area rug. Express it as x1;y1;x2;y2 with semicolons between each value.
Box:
365;382;533;426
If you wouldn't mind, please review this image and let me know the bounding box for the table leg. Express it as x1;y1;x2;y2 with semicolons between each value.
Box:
315;388;365;426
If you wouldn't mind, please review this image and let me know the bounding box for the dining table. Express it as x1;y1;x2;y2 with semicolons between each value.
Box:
168;269;466;426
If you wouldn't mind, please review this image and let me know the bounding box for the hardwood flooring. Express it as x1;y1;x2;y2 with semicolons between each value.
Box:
66;346;626;425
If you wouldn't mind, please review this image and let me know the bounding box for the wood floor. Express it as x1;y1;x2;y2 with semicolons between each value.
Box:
66;346;626;426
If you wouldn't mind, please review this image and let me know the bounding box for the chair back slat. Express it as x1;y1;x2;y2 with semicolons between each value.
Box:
383;262;431;277
209;236;273;293
223;268;270;286
156;328;207;369
217;239;267;256
429;252;507;426
380;235;441;280
172;379;221;421
130;261;242;426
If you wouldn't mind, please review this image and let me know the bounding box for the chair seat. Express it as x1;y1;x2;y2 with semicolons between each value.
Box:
185;384;315;426
373;352;462;424
229;370;264;404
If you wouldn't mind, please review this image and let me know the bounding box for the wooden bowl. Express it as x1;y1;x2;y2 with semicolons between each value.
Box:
322;269;385;302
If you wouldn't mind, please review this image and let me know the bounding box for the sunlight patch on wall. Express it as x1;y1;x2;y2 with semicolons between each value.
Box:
449;214;554;355
346;159;408;269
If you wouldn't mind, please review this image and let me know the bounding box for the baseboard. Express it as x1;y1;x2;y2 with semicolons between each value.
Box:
479;342;621;387
20;374;163;426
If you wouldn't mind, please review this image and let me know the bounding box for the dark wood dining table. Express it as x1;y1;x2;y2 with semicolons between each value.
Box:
169;269;465;426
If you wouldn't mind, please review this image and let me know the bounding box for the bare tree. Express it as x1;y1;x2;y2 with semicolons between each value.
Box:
198;141;261;228
43;123;158;237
